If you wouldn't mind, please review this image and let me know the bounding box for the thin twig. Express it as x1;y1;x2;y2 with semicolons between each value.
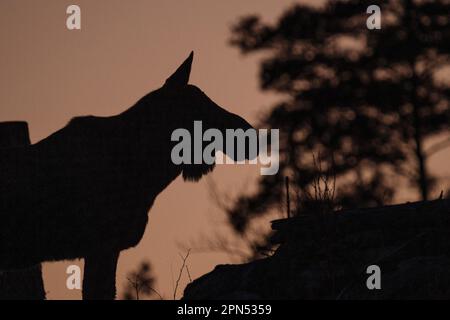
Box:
185;265;193;283
127;276;140;300
173;249;191;300
148;287;164;300
426;136;450;157
285;176;291;218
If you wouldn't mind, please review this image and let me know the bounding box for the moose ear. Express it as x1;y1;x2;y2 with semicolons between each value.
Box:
164;51;194;88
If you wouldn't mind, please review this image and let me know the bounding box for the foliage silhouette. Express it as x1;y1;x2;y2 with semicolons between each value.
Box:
123;261;158;300
228;0;450;241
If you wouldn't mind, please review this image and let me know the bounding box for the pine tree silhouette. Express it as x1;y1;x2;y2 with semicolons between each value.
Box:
228;0;450;241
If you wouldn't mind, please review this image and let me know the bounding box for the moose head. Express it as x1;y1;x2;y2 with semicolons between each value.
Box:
132;52;258;181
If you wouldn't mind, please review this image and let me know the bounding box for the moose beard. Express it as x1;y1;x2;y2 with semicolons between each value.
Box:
182;163;216;182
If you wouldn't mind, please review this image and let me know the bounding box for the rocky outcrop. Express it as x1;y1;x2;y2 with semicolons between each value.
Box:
183;199;450;299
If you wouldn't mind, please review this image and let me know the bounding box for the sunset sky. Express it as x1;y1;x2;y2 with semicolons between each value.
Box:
1;0;448;299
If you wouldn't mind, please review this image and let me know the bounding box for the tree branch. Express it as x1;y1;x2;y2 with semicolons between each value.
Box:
426;136;450;157
173;249;191;300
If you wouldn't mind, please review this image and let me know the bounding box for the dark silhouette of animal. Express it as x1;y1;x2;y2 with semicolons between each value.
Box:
0;52;255;299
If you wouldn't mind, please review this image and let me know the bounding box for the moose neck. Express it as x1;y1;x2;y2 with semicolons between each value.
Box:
119;89;186;194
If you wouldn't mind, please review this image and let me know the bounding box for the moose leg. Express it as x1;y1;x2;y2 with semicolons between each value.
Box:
82;251;120;300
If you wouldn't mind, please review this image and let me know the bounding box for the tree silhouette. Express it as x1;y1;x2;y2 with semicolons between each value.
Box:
122;261;159;300
228;0;450;239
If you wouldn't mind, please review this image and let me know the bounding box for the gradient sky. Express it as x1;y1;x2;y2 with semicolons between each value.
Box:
1;0;448;299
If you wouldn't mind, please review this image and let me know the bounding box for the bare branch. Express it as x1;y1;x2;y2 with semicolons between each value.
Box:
148;287;164;300
173;249;191;300
185;265;193;283
126;276;140;300
426;136;450;157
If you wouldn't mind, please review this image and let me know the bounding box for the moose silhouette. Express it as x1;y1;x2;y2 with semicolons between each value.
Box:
0;52;255;299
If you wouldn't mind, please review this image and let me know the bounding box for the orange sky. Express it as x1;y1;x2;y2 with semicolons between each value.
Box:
1;0;448;299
